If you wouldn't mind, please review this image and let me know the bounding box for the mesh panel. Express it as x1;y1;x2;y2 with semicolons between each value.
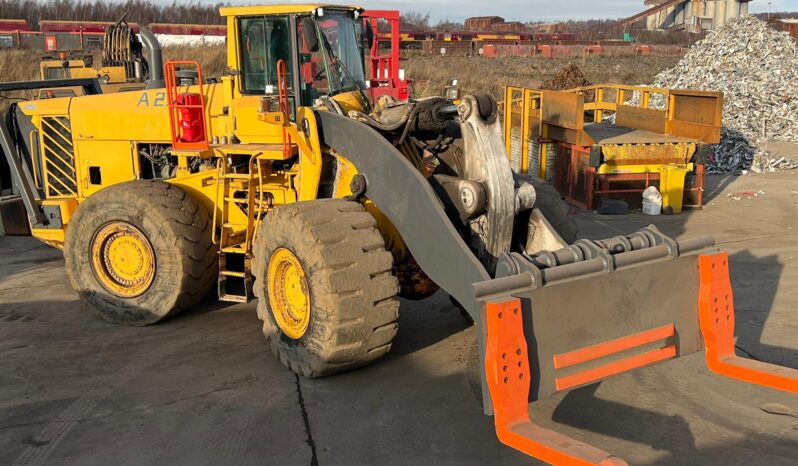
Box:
41;116;76;197
545;143;557;183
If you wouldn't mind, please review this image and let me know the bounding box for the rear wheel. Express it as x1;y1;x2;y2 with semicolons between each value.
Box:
64;180;216;325
253;199;400;377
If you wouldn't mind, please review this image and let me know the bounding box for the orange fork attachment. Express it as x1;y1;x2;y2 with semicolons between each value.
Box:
698;254;798;392
485;300;627;466
484;252;797;465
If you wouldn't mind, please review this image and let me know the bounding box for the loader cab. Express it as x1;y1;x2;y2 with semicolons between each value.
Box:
224;5;370;142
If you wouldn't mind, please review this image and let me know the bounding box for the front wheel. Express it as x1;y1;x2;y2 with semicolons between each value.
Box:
252;199;400;377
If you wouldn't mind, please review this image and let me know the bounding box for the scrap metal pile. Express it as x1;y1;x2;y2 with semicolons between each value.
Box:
652;16;798;174
541;64;591;91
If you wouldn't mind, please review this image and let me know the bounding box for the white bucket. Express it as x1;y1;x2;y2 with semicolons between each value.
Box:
642;186;662;202
642;199;662;216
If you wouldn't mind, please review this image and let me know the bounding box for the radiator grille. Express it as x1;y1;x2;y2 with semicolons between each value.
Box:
40;116;77;197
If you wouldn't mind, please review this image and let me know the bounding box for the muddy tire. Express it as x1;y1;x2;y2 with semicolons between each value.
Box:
525;175;578;244
64;180;216;326
253;199;400;378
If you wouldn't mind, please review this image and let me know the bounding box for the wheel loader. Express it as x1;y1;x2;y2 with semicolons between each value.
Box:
37;19;149;99
0;5;795;464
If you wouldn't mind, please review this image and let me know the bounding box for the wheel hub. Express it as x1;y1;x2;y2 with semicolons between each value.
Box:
91;222;156;298
268;248;311;340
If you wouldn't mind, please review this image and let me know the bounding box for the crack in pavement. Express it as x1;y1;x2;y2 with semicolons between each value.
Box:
294;373;319;466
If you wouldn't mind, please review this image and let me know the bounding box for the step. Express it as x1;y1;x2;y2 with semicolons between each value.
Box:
219;293;249;303
222;232;246;243
222;222;248;229
220;270;247;278
221;245;247;254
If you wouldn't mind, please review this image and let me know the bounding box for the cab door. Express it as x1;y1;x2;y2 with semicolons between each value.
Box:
229;15;297;143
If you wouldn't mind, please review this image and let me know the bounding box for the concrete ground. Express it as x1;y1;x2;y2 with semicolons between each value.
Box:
1;172;797;466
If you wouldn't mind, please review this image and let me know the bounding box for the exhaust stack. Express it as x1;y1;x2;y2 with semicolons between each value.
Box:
139;27;165;89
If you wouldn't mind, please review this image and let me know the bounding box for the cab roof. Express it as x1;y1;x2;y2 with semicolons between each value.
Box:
219;4;362;17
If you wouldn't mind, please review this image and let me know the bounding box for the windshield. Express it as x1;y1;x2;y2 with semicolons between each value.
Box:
317;12;367;93
297;11;367;104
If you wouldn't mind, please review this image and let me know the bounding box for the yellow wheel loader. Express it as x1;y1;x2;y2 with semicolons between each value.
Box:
37;19;148;99
0;5;795;464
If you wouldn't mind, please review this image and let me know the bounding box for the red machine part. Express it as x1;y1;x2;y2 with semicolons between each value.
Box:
175;93;204;143
38;20;141;34
484;252;797;465
44;35;57;52
164;61;209;151
363;10;409;101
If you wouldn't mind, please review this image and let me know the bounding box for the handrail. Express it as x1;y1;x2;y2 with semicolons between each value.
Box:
276;59;292;160
163;60;209;151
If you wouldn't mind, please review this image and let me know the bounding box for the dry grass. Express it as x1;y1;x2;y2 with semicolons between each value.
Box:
0;45;227;110
0;45;222;113
0;45;228;83
404;55;681;98
0;49;42;83
162;45;227;77
2;45;678;106
0;50;44;108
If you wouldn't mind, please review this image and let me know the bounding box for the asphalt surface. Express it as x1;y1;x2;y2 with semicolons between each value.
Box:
1;172;797;465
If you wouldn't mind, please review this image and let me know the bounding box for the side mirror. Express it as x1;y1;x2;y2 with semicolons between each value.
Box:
302;18;319;53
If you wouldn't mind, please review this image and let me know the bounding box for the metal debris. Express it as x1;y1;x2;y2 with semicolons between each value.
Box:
541;65;591;91
646;16;798;174
726;190;765;201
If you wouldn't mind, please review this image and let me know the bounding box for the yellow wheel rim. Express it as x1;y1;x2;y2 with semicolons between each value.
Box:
90;222;156;298
267;248;311;340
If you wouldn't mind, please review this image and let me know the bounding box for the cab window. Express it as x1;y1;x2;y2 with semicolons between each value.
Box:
44;67;69;79
295;13;368;106
296;16;332;104
239;16;293;96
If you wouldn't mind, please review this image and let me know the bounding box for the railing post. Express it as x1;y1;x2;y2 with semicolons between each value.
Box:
595;87;604;122
503;86;514;158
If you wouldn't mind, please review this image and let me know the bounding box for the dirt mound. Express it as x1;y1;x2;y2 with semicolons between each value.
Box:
541;64;591;91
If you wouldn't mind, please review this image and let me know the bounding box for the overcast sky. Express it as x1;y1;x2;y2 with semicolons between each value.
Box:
195;0;798;21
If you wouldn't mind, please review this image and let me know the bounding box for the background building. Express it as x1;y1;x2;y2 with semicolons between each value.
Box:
624;0;752;32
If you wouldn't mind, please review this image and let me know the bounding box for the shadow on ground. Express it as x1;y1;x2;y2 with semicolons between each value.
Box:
0;174;796;465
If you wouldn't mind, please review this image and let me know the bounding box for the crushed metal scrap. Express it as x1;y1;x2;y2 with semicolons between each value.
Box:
636;16;798;174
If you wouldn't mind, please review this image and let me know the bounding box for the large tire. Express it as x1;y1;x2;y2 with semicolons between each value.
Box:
525;175;578;244
64;180;216;326
252;199;400;378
